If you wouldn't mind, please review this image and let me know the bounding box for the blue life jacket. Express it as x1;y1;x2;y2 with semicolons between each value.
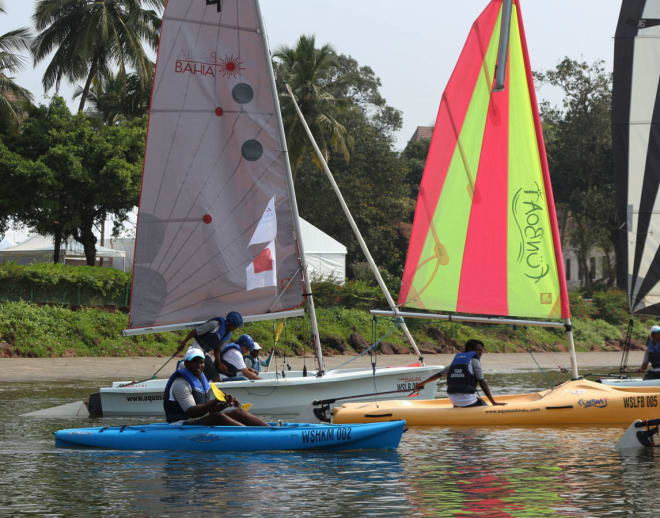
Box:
648;341;660;369
195;317;231;353
221;343;243;377
447;351;478;395
244;355;261;373
163;367;210;423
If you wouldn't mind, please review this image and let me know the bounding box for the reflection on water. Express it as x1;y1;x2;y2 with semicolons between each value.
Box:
1;370;659;516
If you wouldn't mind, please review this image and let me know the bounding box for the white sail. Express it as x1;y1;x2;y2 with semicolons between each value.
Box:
615;0;660;315
128;0;304;330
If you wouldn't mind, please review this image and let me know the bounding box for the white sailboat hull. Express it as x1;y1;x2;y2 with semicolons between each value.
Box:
600;377;660;388
99;365;442;421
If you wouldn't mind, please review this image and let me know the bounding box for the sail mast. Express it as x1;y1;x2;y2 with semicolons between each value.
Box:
255;2;324;374
284;84;425;363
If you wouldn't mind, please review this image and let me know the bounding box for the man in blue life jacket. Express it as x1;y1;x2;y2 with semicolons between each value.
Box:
219;334;262;381
414;339;505;408
244;341;264;372
638;325;660;380
176;311;243;382
163;347;268;426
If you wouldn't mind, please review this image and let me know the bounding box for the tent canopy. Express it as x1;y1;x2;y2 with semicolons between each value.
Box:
0;235;126;260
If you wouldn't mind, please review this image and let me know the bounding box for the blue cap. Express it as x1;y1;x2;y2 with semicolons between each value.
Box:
237;334;255;350
226;311;243;328
184;347;205;361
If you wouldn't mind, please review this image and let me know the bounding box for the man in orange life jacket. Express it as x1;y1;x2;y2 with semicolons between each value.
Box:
415;339;505;407
638;325;660;380
164;347;268;426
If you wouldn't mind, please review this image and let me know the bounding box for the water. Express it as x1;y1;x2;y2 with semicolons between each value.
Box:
1;369;659;517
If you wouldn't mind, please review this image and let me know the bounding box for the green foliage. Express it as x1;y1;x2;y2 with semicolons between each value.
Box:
0;262;130;307
312;279;385;310
591;289;629;325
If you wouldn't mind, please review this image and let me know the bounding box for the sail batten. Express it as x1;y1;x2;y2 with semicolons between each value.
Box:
128;0;304;330
399;0;568;321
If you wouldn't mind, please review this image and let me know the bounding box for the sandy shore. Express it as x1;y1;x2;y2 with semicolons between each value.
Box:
0;351;644;382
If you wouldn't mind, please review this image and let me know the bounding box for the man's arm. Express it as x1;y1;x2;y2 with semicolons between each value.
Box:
177;330;196;353
478;379;505;406
240;367;261;380
415;366;449;391
639;349;650;372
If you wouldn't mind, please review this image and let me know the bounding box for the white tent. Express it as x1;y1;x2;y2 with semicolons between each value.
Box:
0;235;126;268
299;218;347;284
0;237;15;250
102;219;347;283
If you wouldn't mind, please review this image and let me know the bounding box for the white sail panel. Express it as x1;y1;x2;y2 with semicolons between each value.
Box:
129;0;303;329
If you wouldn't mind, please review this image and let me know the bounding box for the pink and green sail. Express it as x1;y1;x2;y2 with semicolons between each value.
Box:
399;0;570;320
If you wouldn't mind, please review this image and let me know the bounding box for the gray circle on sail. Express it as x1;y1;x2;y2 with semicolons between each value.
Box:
232;83;254;104
242;140;263;161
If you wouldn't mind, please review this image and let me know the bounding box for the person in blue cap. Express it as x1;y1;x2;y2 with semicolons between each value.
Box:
638;325;660;380
163;347;268;426
219;334;262;381
177;311;243;382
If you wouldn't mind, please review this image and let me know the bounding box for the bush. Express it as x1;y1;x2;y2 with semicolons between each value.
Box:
0;262;131;307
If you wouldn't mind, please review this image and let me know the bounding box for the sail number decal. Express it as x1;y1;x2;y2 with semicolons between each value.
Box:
206;0;222;12
301;427;352;444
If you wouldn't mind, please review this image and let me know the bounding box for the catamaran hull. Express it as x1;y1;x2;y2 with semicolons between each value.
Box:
332;379;660;426
97;366;442;420
54;421;406;451
600;377;660;388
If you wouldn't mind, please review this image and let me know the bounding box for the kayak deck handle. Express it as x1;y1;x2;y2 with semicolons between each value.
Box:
364;413;394;418
545;405;573;410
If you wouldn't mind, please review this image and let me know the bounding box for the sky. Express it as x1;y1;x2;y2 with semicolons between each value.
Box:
0;0;624;242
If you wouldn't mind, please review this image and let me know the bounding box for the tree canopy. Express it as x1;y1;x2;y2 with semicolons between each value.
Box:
0;97;145;264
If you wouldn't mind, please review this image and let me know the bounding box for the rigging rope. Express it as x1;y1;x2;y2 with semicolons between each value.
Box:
331;316;403;371
513;325;565;389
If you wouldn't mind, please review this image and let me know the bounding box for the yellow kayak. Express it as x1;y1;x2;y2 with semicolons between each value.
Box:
332;379;660;426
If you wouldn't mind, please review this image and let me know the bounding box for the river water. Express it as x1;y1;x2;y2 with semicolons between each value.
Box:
1;368;658;517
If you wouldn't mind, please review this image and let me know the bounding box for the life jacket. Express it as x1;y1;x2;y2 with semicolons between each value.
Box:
220;343;243;378
648;342;660;369
195;317;230;352
446;351;478;395
163;367;210;423
244;355;261;373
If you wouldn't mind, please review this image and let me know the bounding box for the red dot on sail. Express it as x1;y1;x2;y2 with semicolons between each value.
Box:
215;107;223;116
226;61;236;72
203;214;212;224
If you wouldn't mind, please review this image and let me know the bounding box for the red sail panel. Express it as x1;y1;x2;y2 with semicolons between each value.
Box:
456;52;510;315
399;1;501;305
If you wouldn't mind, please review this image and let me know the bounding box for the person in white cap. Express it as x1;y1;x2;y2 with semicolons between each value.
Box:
638;325;660;380
244;340;264;373
163;347;267;426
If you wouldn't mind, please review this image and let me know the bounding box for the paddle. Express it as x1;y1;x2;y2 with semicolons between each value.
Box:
210;382;252;411
118;351;179;388
263;322;283;371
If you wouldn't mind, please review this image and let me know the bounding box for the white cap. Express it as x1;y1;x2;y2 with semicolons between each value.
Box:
651;325;660;334
252;342;262;351
184;347;205;361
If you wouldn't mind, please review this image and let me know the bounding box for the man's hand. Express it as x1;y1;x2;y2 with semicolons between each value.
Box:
491;401;506;406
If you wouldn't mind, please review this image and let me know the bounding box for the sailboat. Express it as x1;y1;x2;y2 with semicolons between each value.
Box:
92;0;442;420
600;0;660;388
333;0;660;426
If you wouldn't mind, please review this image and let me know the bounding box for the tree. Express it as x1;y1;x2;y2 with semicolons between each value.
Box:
73;69;153;124
0;1;33;127
273;35;353;178
535;58;614;289
31;0;163;113
4;97;145;264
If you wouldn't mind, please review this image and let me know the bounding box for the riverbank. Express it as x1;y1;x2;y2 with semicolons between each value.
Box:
0;351;642;382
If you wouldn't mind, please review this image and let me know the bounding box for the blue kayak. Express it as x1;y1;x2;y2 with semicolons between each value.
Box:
54;421;406;451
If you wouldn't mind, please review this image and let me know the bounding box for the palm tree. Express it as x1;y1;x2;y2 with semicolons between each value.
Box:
31;0;163;113
73;68;153;124
0;1;33;124
274;35;353;179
